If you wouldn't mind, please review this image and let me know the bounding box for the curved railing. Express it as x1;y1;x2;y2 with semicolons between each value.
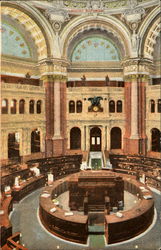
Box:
39;171;154;245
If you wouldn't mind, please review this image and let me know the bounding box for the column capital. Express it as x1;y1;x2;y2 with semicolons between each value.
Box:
124;74;150;82
38;58;69;79
40;75;54;82
122;57;153;78
53;75;68;81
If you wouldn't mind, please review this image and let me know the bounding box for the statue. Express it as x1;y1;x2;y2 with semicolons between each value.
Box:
81;75;86;81
131;30;140;52
88;96;103;106
88;96;103;112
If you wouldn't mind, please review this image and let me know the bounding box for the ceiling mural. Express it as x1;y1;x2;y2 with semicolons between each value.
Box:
71;36;120;62
2;22;31;59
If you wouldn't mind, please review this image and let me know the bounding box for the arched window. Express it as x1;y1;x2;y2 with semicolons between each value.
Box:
69;101;75;113
37;100;42;114
29;100;34;114
1;99;8;114
158;99;161;113
110;127;122;149
117;100;122;113
76;100;82;113
150;100;155;113
19;99;25;114
8;132;20;158
109;100;115;113
70;127;81;149
31;129;40;153
151;128;161;152
11;99;17;114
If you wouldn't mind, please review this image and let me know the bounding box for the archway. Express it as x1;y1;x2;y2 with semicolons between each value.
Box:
31;129;40;153
70;127;81;149
90;127;102;151
110;127;121;149
151;128;161;152
8;133;20;159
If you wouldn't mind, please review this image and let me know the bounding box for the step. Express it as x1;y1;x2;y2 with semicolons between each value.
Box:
88;205;105;211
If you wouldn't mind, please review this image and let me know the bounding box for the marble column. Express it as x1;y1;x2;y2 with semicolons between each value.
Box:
22;128;31;156
53;79;61;139
86;126;90;151
1;130;8;160
84;125;87;151
40;128;46;152
105;125;107;150
106;126;110;151
130;76;139;139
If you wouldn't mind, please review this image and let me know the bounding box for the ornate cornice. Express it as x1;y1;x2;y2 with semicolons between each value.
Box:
41;74;67;81
124;74;150;81
122;58;154;77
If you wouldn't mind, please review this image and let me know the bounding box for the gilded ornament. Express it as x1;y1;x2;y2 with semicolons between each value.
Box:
9;30;14;35
94;43;98;48
87;40;92;45
22;50;27;55
20;43;25;47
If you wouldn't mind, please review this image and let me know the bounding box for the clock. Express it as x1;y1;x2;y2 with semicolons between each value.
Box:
93;106;98;112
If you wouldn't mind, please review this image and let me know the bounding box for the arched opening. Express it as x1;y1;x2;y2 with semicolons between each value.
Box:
90;127;102;151
37;100;42;114
76;100;82;113
151;128;161;152
110;127;122;149
11;99;17;114
31;129;40;153
19;99;25;114
70;127;81;149
109;100;115;113
8;133;20;158
158;99;161;113
29;100;34;114
150;100;155;113
1;99;8;114
117;100;122;113
69;101;75;113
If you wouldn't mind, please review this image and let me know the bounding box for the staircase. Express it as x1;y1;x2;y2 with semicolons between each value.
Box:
88;204;105;212
89;151;104;169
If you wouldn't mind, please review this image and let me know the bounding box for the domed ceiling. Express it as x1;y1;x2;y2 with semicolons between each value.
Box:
2;22;31;59
71;36;120;62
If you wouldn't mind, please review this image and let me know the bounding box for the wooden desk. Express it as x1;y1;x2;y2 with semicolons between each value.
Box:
105;177;154;244
0;196;13;247
39;176;88;244
12;175;46;202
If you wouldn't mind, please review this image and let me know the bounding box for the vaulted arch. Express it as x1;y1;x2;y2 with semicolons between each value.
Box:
1;3;55;60
60;15;132;60
138;6;160;60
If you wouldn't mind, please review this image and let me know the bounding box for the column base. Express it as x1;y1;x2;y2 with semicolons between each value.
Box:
45;139;54;157
53;138;64;156
124;137;146;155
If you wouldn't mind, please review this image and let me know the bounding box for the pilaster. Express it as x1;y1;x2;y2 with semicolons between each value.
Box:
40;58;68;156
1;130;8;160
122;58;152;155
